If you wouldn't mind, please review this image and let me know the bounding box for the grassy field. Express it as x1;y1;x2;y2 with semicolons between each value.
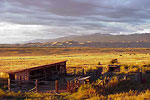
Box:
1;48;150;73
0;47;150;56
1;47;150;100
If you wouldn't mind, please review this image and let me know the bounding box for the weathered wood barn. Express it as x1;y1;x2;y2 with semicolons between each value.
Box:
7;61;67;81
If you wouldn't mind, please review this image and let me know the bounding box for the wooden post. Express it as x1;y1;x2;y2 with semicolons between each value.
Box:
96;70;98;78
140;67;142;73
19;76;22;88
44;68;47;80
77;80;80;87
125;75;127;81
93;71;96;80
82;68;84;76
137;68;142;83
67;81;70;92
86;78;90;84
8;79;11;92
127;72;129;80
102;80;105;87
103;77;106;86
35;79;38;92
70;81;73;93
103;67;106;73
55;80;58;93
138;72;142;83
74;68;76;76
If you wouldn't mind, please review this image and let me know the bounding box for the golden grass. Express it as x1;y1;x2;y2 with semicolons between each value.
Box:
0;52;150;73
1;47;150;99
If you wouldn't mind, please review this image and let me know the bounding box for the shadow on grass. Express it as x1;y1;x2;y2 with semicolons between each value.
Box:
97;73;150;95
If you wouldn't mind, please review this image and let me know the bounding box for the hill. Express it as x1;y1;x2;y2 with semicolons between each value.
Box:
28;33;150;43
1;33;150;48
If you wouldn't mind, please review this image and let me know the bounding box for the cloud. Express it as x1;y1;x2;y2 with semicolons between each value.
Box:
0;0;150;43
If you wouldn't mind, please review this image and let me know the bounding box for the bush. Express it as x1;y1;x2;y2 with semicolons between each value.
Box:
66;84;99;100
97;62;101;65
0;89;5;97
110;59;119;64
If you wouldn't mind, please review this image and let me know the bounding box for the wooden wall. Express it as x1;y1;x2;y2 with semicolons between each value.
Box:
9;61;66;81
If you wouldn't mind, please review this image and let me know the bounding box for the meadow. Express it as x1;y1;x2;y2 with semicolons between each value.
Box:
0;47;150;100
1;47;150;73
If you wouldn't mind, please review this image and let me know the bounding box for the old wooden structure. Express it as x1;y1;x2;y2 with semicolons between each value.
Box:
7;61;67;81
86;67;103;81
108;65;120;72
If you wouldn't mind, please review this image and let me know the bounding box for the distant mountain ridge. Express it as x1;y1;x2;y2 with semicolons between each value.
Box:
1;33;150;48
2;40;150;48
28;33;150;43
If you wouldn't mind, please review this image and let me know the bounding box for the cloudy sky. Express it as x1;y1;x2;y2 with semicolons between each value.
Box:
1;0;150;44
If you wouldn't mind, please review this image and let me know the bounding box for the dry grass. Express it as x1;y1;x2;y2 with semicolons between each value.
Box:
0;53;150;73
1;47;150;100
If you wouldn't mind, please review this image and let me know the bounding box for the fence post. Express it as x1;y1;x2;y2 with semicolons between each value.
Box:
35;79;38;92
67;81;70;92
19;76;22;87
82;68;84;76
70;81;73;93
55;80;58;93
86;78;90;84
74;68;76;76
138;72;142;83
8;79;11;92
125;74;128;81
96;70;98;78
77;80;80;87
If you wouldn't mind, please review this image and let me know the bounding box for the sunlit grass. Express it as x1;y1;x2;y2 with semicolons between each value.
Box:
0;53;150;73
1;47;150;99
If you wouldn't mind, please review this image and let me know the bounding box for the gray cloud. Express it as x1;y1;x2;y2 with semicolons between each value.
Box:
0;0;150;43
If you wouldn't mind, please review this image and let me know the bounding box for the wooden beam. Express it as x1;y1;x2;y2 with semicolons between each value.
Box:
82;68;84;76
55;80;58;93
44;68;46;80
35;79;38;92
74;68;76;76
67;81;70;92
8;79;11;92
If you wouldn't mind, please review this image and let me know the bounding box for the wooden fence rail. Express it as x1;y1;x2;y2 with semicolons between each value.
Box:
7;76;90;93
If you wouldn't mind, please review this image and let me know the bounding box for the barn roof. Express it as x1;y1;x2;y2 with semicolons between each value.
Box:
0;60;67;74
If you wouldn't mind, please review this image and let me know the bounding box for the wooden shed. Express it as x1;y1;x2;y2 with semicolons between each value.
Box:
108;65;120;72
7;61;67;81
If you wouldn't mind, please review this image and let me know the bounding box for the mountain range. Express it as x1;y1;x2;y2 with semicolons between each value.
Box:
28;33;150;43
1;33;150;48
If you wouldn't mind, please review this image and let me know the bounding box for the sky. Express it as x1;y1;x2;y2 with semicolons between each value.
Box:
1;0;150;44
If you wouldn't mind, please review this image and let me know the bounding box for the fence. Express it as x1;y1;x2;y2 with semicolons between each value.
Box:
8;76;91;93
7;66;103;93
67;67;85;76
97;70;143;87
7;71;143;93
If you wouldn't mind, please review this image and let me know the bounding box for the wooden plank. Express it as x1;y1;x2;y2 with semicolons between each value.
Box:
78;76;90;81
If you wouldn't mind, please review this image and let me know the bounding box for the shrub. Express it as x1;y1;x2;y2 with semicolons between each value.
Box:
110;59;119;64
66;84;98;100
97;62;101;65
0;89;5;97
